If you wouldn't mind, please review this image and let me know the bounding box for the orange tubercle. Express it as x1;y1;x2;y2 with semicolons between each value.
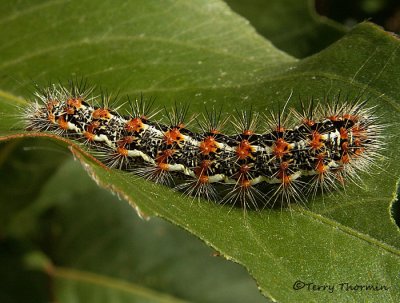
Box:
355;147;365;156
57;116;69;130
48;113;56;124
309;131;324;150
126;118;144;133
83;131;95;142
67;98;82;109
86;121;100;133
198;175;209;184
158;162;170;171
343;113;358;122
118;136;135;147
156;149;174;163
92;108;111;120
273;138;290;158
339;127;348;140
236;139;253;160
199;136;218;155
195;160;211;177
302;118;315;127
341;141;348;152
164;128;183;145
241;179;251;188
276;126;285;132
353;138;362;146
278;161;291;186
341;153;350;164
200;160;211;169
116;146;129;156
351;125;367;140
46;100;59;111
328;115;340;122
281;174;292;186
280;161;289;171
315;153;327;174
243;129;254;136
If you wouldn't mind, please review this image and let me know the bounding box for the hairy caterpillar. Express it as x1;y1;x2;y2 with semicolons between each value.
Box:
23;81;383;209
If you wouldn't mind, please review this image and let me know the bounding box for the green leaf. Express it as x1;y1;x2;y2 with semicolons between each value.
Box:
0;139;267;303
0;0;399;302
225;0;347;58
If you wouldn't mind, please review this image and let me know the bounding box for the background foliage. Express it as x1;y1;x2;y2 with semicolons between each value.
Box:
0;0;399;302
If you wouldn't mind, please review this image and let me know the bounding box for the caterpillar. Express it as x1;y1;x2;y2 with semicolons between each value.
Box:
23;81;383;209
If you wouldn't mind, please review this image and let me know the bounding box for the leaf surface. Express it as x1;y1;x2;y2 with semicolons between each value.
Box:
0;0;399;302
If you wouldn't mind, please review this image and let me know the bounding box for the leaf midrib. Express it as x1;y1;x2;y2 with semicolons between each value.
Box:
2;68;399;114
0;35;293;71
0;89;27;105
0;0;65;26
299;208;400;256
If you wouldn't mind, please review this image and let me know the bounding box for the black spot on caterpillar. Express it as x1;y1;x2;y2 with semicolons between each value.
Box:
23;81;383;210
